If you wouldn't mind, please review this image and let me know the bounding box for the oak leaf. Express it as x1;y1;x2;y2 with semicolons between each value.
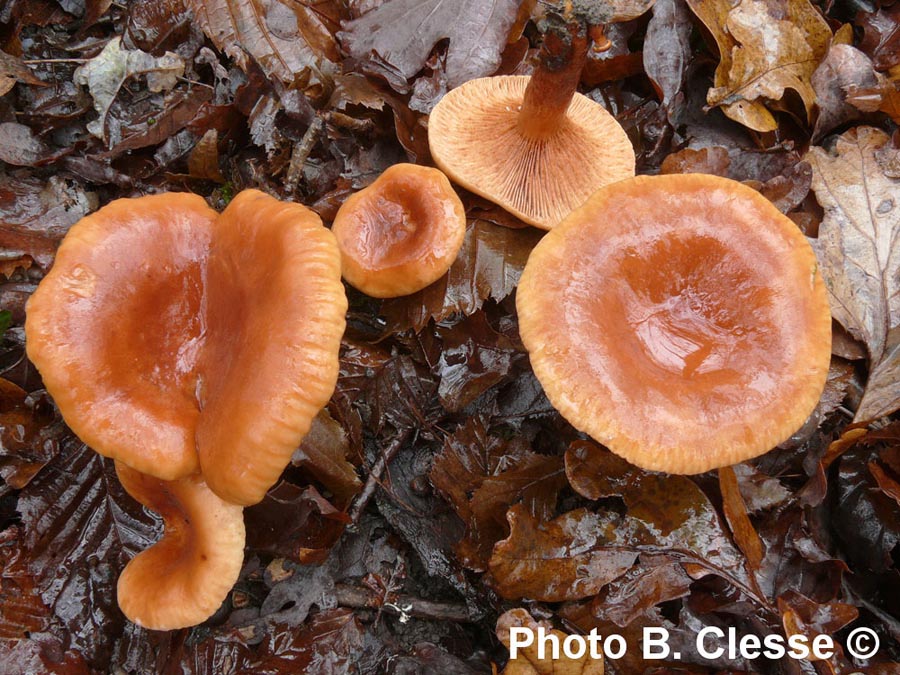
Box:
806;127;900;420
689;0;831;131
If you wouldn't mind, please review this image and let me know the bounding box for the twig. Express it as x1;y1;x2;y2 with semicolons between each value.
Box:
348;429;412;524
285;117;323;193
334;583;472;623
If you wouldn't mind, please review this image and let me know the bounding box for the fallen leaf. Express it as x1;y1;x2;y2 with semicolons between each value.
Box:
187;128;225;182
0;527;51;640
858;4;900;72
338;0;521;92
496;608;604;674
719;466;764;570
430;415;566;570
806;127;900;420
291;408;362;504
381;220;543;333
643;0;692;114
778;590;858;664
0;50;44;97
811;44;878;141
690;0;831;131
74;36;184;141
0;123;51;167
187;0;338;96
488;505;639;601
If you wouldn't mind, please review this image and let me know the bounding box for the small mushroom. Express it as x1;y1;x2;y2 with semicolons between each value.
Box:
197;189;347;505
115;461;244;631
25;193;217;480
331;163;466;298
517;174;832;474
428;23;634;230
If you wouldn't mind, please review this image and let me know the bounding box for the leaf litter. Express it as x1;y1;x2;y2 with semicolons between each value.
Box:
1;0;900;673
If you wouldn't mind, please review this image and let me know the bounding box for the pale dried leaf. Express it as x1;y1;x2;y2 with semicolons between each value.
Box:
573;0;655;23
339;0;521;91
497;608;605;674
806;126;900;421
811;44;878;141
643;0;692;112
74;36;184;141
690;0;831;131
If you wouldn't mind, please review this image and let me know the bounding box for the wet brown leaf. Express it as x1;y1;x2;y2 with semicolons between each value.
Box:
381;220;543;333
488;505;639;601
0;122;52;167
339;0;521;92
430;416;565;570
0;527;51;640
0;383;67;489
291;408;362;504
858;4;900;72
690;0;831;131
719;466;764;570
187;128;225;182
0;49;44;97
187;0;338;96
806;127;900;421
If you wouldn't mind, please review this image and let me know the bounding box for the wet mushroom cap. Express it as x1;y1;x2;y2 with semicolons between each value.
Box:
24;193;216;480
115;461;245;631
331;163;466;298
428;76;635;230
517;174;832;474
197;189;347;506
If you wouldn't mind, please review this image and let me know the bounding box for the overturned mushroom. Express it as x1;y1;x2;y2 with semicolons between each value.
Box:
26;190;347;503
428;22;634;230
517;174;832;474
115;461;245;631
331;163;466;298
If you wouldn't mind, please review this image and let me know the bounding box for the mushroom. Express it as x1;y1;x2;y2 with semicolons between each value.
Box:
25;189;347;504
197;189;347;506
24;192;217;480
331;163;466;298
115;461;245;631
428;22;634;230
516;174;832;474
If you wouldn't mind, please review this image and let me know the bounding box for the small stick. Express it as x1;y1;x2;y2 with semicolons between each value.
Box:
285;117;323;193
348;428;412;523
334;583;472;623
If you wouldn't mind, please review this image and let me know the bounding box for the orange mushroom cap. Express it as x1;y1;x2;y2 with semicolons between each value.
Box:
331;163;466;298
428;76;635;230
517;174;832;474
115;461;245;631
24;193;216;480
26;190;346;503
197;190;347;505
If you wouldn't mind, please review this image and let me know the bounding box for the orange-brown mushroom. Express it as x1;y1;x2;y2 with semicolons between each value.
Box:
331;163;466;298
115;461;244;631
517;174;832;474
428;25;634;230
25;190;347;504
24;193;216;480
197;190;347;505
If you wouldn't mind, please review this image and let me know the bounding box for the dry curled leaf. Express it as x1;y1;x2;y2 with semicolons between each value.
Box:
643;0;692;114
807;127;900;421
690;0;831;131
339;0;521;92
74;36;184;141
811;44;878;141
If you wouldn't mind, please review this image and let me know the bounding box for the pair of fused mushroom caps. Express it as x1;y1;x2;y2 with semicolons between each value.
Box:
26;191;348;630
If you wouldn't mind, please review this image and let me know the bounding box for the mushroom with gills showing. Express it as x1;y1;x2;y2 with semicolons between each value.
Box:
114;461;245;631
428;22;635;230
25;189;347;503
331;163;467;298
516;174;832;474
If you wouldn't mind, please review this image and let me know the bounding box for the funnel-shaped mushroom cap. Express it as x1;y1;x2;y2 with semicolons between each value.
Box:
25;193;216;480
197;190;347;506
428;76;635;230
517;174;832;474
332;163;466;298
115;462;244;631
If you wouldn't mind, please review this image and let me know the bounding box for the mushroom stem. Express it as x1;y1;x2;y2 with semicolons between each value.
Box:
517;22;588;140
